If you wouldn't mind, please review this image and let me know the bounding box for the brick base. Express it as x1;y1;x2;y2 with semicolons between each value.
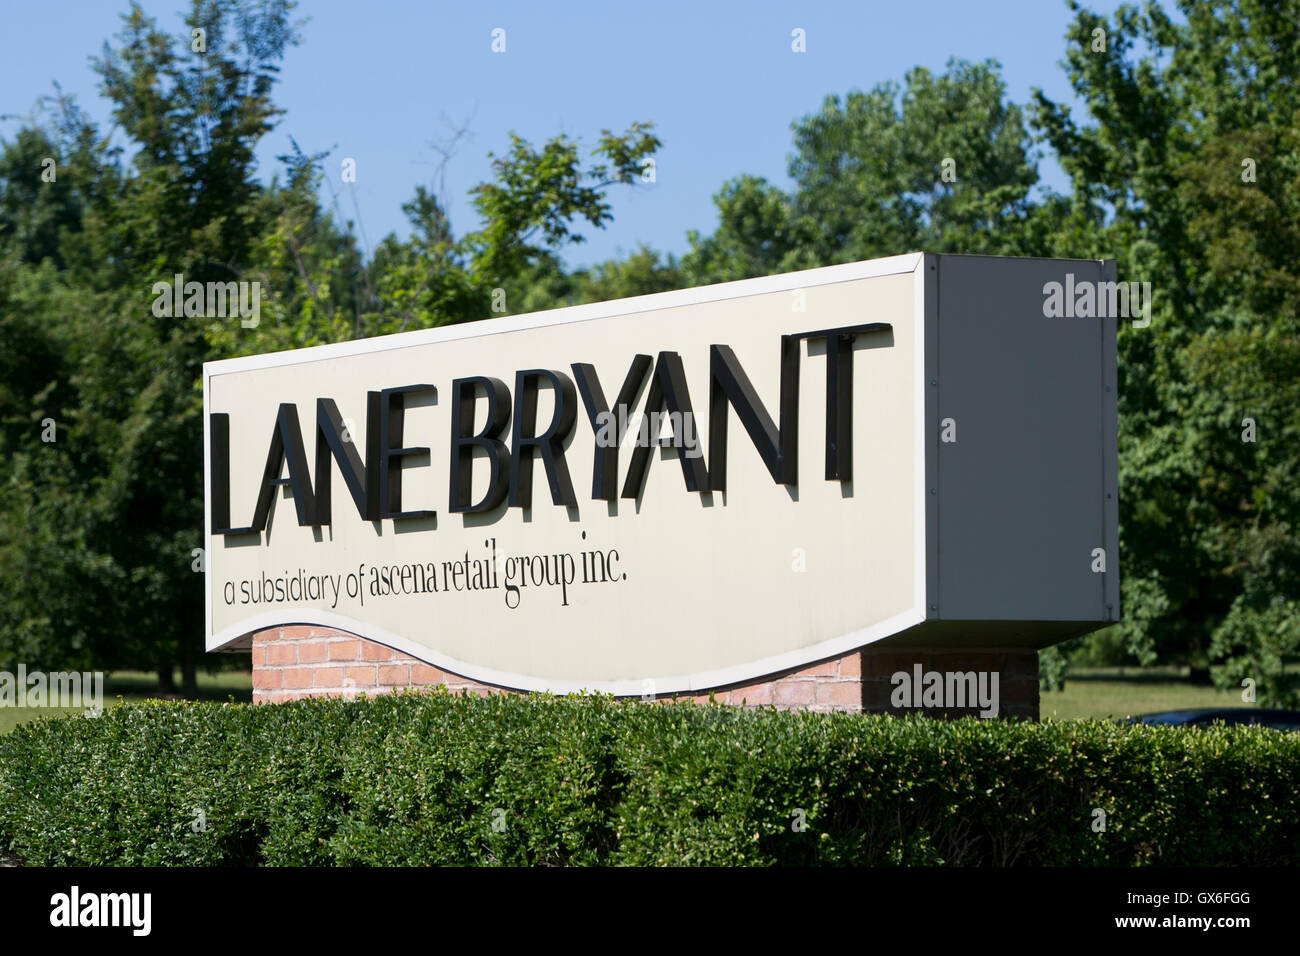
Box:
250;627;1038;719
252;626;501;704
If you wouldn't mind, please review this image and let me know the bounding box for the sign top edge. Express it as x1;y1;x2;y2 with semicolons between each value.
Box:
202;252;925;378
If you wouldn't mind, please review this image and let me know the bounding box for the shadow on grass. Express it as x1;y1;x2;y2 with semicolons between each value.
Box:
102;671;253;704
1064;667;1199;685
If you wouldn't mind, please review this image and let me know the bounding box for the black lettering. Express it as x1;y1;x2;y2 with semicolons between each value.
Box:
509;369;578;508
708;338;799;491
572;355;652;501
377;384;436;520
449;376;511;513
314;396;375;524
621;351;708;498
249;403;317;531
209;413;255;534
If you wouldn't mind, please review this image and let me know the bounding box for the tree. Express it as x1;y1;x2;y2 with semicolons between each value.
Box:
682;59;1046;287
1034;0;1300;698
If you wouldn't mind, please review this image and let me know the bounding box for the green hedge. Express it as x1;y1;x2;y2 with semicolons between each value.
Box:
1;692;1297;865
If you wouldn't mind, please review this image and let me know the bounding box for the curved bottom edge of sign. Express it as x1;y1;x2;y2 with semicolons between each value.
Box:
208;607;928;697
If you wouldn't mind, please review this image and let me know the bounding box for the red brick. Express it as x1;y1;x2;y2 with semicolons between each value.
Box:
251;669;282;690
283;667;314;689
378;664;412;686
312;666;344;688
774;681;816;706
797;659;839;678
328;640;361;661
838;651;862;679
361;641;397;662
247;626;1036;717
942;654;1000;674
861;652;924;678
410;664;447;684
344;665;377;686
732;683;773;706
266;643;297;665
816;681;862;709
297;641;329;663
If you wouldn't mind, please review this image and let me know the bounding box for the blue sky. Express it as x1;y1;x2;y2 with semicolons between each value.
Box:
2;0;1133;268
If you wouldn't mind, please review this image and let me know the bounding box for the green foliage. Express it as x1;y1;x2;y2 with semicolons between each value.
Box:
1038;645;1071;692
1;694;1297;866
1067;626;1132;669
0;1;659;687
1033;0;1300;697
571;245;684;304
465;123;660;283
1041;628;1139;691
0;128;85;269
681;58;1045;286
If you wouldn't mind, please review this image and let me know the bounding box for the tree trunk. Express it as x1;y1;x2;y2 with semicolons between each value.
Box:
157;663;176;694
181;657;198;698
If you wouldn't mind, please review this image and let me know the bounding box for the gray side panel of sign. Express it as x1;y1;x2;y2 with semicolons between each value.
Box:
932;254;1117;624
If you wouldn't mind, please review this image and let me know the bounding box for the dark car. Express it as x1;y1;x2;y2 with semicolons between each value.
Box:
1126;708;1300;731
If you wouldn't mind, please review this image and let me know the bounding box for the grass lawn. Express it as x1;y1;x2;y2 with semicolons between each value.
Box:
0;665;1258;734
1040;666;1247;721
0;669;252;735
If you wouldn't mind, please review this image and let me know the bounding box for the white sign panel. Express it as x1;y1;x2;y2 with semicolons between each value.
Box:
204;254;927;693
